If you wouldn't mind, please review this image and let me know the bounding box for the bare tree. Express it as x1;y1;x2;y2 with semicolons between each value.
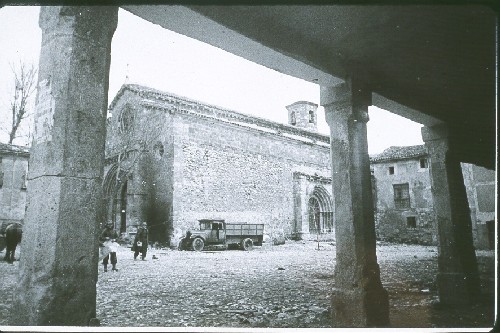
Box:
6;61;37;144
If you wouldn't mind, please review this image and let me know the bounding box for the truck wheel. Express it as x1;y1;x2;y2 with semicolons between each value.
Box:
241;238;253;251
192;238;204;252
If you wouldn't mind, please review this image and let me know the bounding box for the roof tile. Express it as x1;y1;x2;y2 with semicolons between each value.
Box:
370;145;427;163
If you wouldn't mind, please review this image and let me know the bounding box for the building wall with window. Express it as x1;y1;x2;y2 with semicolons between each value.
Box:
104;84;333;245
371;145;436;245
0;143;29;230
371;145;495;248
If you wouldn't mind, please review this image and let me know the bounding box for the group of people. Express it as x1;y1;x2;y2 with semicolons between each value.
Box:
99;221;149;272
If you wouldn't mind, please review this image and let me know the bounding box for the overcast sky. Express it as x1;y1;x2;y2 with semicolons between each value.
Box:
0;6;424;154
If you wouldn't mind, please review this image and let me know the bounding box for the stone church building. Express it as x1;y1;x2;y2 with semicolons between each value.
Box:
102;84;334;245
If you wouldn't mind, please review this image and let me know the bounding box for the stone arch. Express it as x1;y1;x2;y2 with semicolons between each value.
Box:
102;163;130;234
308;185;334;234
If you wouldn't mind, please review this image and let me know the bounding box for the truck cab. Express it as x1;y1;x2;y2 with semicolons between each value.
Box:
199;219;225;245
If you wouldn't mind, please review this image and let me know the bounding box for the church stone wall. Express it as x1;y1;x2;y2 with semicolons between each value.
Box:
170;111;331;241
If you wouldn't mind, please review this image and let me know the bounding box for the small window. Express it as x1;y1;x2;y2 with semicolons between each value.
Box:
419;158;428;168
0;158;3;188
388;166;395;175
153;142;164;160
21;171;28;190
407;216;417;228
290;111;296;125
393;183;410;209
309;110;315;123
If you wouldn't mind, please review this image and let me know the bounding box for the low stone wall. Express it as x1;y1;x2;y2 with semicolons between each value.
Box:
375;209;436;245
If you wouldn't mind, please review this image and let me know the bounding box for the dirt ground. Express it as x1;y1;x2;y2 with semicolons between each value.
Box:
0;241;496;330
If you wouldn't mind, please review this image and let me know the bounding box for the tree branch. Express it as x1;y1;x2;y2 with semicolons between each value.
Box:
7;60;37;144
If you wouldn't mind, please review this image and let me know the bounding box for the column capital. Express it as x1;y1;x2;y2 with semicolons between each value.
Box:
421;124;449;143
321;77;371;109
320;82;351;108
40;6;118;47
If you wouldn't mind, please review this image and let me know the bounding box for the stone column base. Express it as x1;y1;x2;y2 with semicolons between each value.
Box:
331;286;390;327
437;272;480;305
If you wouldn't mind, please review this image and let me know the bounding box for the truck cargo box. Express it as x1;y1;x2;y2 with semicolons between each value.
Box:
225;223;264;236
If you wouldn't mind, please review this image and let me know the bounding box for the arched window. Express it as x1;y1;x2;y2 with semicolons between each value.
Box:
153;141;164;160
290;111;296;125
308;197;321;233
119;105;134;133
20;170;28;190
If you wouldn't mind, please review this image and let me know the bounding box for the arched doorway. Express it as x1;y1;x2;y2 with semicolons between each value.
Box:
307;185;334;234
119;181;128;234
102;163;130;233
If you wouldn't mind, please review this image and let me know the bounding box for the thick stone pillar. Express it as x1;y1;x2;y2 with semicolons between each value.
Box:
321;80;389;327
421;124;480;305
12;6;118;325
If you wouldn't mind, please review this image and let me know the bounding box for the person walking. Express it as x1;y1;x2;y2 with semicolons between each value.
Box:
133;222;149;260
100;222;119;272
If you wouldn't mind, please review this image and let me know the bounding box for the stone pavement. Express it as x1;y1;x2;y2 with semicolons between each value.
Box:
0;241;496;329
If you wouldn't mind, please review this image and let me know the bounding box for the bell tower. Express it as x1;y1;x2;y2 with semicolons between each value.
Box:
286;101;318;132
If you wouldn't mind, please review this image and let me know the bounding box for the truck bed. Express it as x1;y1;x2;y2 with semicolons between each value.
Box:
225;223;264;236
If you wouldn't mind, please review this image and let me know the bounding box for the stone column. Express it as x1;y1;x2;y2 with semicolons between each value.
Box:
12;6;118;326
421;124;480;305
321;79;389;327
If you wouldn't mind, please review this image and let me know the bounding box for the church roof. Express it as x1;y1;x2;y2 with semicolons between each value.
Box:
0;142;30;157
370;145;427;163
110;84;330;146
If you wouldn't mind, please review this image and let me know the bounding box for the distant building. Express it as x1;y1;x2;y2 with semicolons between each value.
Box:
370;145;436;245
103;84;334;245
370;145;495;249
0;143;29;229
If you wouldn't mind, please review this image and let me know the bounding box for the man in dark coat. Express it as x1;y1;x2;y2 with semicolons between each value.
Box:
4;222;22;263
133;222;149;260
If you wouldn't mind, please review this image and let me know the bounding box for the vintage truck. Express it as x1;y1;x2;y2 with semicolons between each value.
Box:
178;219;264;251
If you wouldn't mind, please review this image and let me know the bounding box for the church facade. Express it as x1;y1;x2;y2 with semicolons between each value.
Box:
103;84;334;245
